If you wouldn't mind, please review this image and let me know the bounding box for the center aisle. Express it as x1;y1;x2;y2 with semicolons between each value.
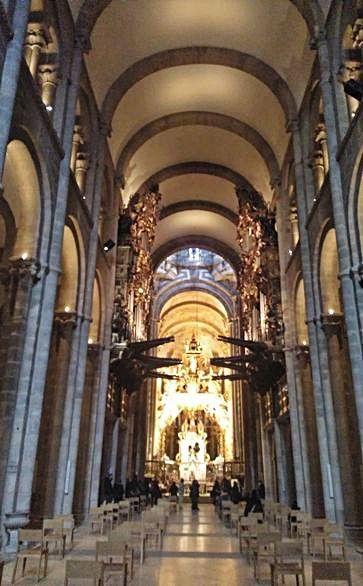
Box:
132;503;253;586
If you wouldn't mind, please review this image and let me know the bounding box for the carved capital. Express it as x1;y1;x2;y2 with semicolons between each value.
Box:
114;174;125;189
321;313;345;347
74;30;92;53
310;27;327;51
294;344;310;369
8;257;42;283
270;175;282;192
286;117;300;134
25;23;46;49
54;311;78;338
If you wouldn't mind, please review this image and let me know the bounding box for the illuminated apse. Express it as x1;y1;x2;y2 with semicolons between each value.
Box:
146;248;240;485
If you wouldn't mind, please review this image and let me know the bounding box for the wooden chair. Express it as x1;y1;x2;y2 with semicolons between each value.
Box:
271;540;306;585
290;511;310;540
142;511;162;550
96;539;131;586
251;532;282;580
64;560;104;585
102;503;116;532
111;521;146;565
118;501;130;523
308;518;328;557
323;524;346;560
276;505;291;535
238;516;257;552
11;529;48;584
43;517;67;558
312;561;352;585
249;511;264;523
221;500;232;525
61;514;75;550
89;506;105;534
129;497;140;518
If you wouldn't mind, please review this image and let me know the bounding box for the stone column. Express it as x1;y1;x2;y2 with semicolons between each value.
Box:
289;118;343;522
87;346;112;508
87;172;119;508
23;23;45;77
75;151;88;194
320;313;363;541
275;180;310;511
0;0;32;180
310;145;325;193
31;311;78;519
258;400;273;500
314;30;363;461
54;120;111;516
72;342;102;522
0;34;89;550
70;124;84;173
273;420;289;504
0;258;41;550
38;64;59;110
289;206;299;247
294;345;324;516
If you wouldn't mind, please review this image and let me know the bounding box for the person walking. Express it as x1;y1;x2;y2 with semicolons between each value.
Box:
190;478;200;513
178;478;185;510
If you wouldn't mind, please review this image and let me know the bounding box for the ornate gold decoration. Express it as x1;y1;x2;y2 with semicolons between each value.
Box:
129;186;161;316
235;194;264;321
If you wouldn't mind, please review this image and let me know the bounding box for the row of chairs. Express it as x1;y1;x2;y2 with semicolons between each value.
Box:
89;497;145;535
264;500;346;560
237;500;352;584
63;498;173;584
11;514;75;583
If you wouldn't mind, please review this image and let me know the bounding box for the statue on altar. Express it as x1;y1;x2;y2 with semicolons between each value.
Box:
177;416;209;482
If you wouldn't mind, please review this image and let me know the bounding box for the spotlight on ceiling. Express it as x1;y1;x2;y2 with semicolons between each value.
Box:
103;239;115;252
343;79;363;102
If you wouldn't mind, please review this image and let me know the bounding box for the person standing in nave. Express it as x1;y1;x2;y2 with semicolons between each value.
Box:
257;479;265;500
178;478;185;510
190;477;200;512
244;488;264;517
104;471;113;503
170;480;178;496
113;479;124;501
231;480;241;504
150;477;162;505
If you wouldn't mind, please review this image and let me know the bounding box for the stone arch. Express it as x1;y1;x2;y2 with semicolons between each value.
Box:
89;272;103;342
102;47;297;125
56;217;85;313
0;198;16;264
152;235;240;272
294;275;309;345
330;0;362;129
116;111;279;182
2;139;41;259
159;201;238;224
154;279;235;321
137;161;255;198
348;147;363;266
319;227;342;315
76;0;319;45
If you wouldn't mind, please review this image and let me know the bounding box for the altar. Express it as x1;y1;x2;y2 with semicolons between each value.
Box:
177;417;209;482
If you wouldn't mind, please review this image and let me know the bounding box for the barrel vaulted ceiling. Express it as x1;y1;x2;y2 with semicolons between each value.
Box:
72;0;331;260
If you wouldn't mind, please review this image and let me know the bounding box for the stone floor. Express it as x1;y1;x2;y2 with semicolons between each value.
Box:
2;504;363;584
